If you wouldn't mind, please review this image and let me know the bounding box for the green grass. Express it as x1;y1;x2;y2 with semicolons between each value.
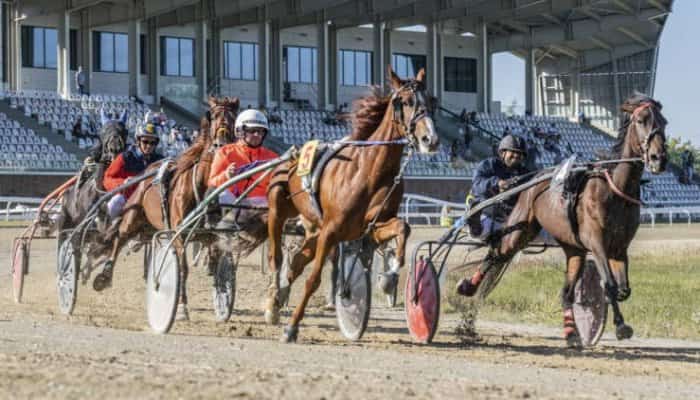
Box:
446;251;700;339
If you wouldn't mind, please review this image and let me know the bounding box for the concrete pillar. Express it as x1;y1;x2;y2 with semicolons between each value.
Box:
477;20;489;113
383;24;392;87
147;17;159;103
128;18;141;98
327;24;337;108
13;9;22;91
209;19;220;95
372;22;384;87
525;47;536;114
573;69;581;118
426;22;441;98
195;19;208;102
258;20;271;107
57;11;71;98
0;4;4;87
316;20;329;110
270;21;282;106
79;10;91;94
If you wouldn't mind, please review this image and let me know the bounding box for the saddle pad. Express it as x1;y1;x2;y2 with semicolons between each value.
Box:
297;140;320;177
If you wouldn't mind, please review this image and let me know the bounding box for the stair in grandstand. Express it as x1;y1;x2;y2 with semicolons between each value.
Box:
0;97;86;160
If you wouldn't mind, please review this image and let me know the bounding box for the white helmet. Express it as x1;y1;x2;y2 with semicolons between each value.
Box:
235;109;269;136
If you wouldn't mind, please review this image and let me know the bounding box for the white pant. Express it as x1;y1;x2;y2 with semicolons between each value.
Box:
107;193;126;219
218;191;268;208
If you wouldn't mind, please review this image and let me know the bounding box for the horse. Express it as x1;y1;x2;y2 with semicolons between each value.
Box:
57;111;129;253
92;96;239;320
266;66;440;342
458;93;667;346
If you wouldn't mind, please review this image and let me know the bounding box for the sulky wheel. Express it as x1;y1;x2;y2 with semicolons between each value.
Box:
212;252;237;322
573;258;608;347
56;231;80;315
335;240;373;341
405;256;440;344
146;239;180;334
11;238;29;304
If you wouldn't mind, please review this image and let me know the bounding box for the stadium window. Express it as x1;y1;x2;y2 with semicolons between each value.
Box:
69;30;78;70
160;36;195;77
444;57;477;93
93;32;128;73
284;46;317;83
21;26;58;69
391;53;426;78
140;34;147;74
224;41;258;80
339;50;372;86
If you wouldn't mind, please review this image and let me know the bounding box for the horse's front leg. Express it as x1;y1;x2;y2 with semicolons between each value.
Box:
370;217;410;293
587;242;633;340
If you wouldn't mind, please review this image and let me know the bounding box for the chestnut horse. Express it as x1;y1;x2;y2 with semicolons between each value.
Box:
458;94;667;345
93;97;239;320
266;66;439;342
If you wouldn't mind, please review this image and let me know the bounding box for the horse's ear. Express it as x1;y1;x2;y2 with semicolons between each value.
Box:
200;115;210;133
119;109;128;125
208;96;218;108
388;64;402;90
415;68;426;84
231;97;240;111
100;108;109;125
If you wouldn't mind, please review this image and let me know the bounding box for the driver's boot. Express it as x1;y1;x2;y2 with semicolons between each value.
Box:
456;269;483;297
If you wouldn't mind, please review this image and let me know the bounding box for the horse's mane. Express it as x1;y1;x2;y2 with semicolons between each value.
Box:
100;120;127;138
349;87;391;140
611;93;663;157
173;115;212;177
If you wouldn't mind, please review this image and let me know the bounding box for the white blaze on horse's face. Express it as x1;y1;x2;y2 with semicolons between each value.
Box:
414;113;439;154
389;66;439;154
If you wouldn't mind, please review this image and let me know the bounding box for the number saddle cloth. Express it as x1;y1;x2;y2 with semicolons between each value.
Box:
296;137;351;219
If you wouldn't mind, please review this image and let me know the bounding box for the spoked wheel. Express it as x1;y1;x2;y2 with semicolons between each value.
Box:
373;243;398;308
146;236;180;334
405;256;440;344
335;240;373;341
212;252;237;322
11;238;29;303
56;231;80;315
573;258;608;347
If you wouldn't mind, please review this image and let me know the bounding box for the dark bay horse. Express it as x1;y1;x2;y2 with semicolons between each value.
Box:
58;111;129;246
93;97;239;320
266;66;439;342
459;94;667;345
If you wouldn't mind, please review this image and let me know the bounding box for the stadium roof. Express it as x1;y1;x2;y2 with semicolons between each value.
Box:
16;0;672;65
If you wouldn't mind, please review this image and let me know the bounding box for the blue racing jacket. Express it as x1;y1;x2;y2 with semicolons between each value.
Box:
471;157;530;221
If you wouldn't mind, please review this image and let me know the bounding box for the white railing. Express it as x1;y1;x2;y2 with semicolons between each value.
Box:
4;194;700;228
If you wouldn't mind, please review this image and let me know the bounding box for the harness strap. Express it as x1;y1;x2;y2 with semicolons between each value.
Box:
603;169;644;206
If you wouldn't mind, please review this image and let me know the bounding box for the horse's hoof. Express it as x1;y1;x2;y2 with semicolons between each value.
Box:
617;287;632;302
176;304;190;321
565;332;582;348
280;325;298;343
456;278;479;297
264;308;280;325
278;285;291;307
92;262;113;292
378;271;399;295
616;323;634;340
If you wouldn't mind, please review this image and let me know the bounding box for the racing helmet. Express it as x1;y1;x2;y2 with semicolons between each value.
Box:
498;134;527;156
234;109;269;138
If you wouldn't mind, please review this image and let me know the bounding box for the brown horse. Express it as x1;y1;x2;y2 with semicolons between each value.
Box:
92;96;239;320
458;93;667;345
266;66;439;342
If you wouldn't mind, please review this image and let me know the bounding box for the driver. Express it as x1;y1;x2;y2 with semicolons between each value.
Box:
465;134;530;238
103;123;165;221
207;109;278;230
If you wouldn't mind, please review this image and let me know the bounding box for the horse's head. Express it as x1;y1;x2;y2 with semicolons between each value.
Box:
207;96;239;148
99;109;128;162
388;65;439;154
620;94;667;174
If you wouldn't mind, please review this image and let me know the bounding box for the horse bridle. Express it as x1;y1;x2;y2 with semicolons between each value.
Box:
391;81;430;147
210;105;236;148
631;102;665;165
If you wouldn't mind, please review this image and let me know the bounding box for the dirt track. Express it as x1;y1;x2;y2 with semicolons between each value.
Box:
2;227;700;399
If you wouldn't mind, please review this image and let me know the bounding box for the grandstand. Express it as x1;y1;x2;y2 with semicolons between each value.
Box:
1;0;694;210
